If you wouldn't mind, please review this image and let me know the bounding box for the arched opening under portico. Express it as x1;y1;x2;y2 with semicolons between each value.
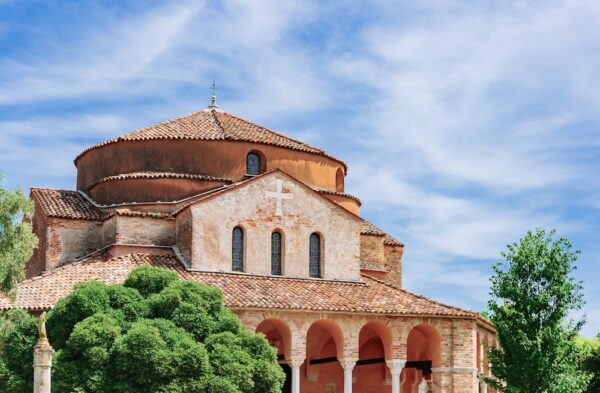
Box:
303;320;345;392
256;318;293;393
402;324;442;393
354;321;393;392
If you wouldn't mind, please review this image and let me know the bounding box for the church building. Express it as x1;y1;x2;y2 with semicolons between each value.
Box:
1;95;496;393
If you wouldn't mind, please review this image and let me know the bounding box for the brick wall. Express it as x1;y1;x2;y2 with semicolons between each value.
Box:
45;218;102;270
188;172;363;280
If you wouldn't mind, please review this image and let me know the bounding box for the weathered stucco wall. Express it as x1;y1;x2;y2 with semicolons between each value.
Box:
111;215;175;246
45;218;102;270
187;172;362;281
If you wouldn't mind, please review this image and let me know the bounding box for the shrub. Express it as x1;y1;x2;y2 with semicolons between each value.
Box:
0;266;284;393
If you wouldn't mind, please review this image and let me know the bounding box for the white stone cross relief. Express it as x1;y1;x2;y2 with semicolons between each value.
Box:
265;179;293;216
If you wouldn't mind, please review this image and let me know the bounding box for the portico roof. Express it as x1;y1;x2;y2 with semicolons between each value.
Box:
0;252;476;318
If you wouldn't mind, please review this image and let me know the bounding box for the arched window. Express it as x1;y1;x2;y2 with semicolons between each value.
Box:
309;233;321;278
232;227;244;272
336;168;344;192
246;152;262;176
271;231;283;275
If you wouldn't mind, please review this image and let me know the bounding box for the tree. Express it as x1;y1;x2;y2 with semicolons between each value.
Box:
579;335;600;393
0;180;37;293
486;229;590;393
0;266;285;392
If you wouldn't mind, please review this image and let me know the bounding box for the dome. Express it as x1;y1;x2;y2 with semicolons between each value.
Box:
75;109;358;212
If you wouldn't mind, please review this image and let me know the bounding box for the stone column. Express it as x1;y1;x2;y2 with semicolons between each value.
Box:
288;359;303;393
386;359;406;393
341;360;356;393
33;312;54;393
481;381;488;393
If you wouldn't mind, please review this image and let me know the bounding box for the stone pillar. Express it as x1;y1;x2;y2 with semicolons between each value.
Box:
341;360;356;393
33;312;54;393
288;359;303;393
418;378;429;393
386;359;406;393
481;381;488;393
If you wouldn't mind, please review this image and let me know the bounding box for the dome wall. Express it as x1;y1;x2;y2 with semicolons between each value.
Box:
89;177;230;205
76;139;346;202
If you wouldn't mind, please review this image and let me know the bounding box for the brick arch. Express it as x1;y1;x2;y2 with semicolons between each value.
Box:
306;319;345;361
406;323;442;367
256;318;293;360
359;321;393;361
402;323;442;393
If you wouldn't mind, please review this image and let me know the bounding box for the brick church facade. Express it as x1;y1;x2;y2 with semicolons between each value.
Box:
1;97;496;393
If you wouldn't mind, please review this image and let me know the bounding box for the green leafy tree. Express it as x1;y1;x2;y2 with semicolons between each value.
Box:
579;335;600;393
0;180;37;293
486;229;590;393
0;265;285;393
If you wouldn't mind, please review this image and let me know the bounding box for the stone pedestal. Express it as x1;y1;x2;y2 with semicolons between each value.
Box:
33;312;54;393
33;340;53;393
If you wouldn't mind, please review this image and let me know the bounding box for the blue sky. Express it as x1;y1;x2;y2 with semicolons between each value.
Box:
0;0;599;335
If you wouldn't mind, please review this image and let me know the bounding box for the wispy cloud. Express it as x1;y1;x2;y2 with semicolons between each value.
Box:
0;0;598;334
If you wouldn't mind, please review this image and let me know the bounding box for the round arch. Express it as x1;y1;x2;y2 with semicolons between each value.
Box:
355;321;394;392
403;323;442;393
359;321;393;361
306;319;345;360
256;318;293;360
406;323;441;367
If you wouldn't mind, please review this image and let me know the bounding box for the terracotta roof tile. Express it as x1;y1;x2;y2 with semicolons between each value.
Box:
89;171;232;189
361;221;403;247
31;188;102;221
361;221;386;236
106;209;172;220
0;253;474;317
75;111;346;169
313;188;361;205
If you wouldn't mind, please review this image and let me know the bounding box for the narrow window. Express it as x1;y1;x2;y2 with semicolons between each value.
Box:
271;231;283;275
232;227;244;271
336;168;344;192
309;233;321;278
246;152;261;176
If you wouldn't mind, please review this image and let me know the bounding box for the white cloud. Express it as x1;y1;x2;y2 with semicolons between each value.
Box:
0;0;598;334
0;2;203;105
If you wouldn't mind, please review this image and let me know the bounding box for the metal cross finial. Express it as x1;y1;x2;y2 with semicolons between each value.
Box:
207;81;220;111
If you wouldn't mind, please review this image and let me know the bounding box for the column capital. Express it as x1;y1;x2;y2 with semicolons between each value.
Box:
287;359;304;369
340;359;357;370
386;359;407;373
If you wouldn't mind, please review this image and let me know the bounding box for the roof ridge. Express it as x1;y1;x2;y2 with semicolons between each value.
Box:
210;108;228;138
361;273;477;316
220;111;324;152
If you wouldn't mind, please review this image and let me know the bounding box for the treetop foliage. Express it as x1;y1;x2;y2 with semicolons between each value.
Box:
0;266;284;393
486;228;590;393
0;180;38;293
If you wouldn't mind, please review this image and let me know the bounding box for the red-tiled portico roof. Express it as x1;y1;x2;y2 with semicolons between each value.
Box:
0;253;475;317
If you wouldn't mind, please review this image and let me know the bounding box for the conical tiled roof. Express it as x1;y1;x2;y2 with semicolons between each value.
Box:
75;110;345;167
